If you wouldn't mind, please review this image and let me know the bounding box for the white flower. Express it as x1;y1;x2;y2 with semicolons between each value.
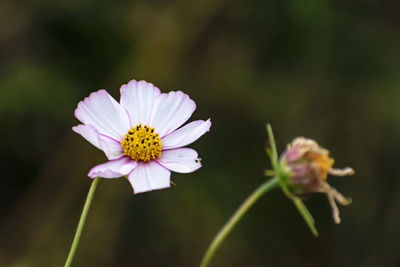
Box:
73;80;211;194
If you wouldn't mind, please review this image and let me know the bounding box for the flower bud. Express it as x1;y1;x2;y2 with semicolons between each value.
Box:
282;137;354;223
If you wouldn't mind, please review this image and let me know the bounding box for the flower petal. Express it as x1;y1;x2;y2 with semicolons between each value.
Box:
98;135;124;160
156;148;201;173
161;119;211;149
73;124;123;160
88;157;138;178
149;91;196;137
128;161;171;194
120;80;161;127
72;124;101;149
74;89;130;141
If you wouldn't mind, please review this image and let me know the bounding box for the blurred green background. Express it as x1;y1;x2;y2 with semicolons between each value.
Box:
1;0;399;266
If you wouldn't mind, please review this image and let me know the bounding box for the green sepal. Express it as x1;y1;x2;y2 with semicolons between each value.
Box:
266;123;319;237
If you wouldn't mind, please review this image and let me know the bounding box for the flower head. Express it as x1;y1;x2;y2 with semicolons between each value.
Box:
282;137;354;223
73;80;211;194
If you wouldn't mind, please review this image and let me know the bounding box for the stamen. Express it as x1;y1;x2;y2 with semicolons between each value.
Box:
121;124;162;162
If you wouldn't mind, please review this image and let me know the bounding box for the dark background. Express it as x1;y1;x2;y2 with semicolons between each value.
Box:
1;0;399;266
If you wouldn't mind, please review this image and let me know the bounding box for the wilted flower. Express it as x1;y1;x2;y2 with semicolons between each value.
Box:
73;80;211;194
282;137;354;223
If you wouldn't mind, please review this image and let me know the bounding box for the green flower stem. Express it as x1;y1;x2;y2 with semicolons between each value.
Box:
65;177;100;267
199;176;280;267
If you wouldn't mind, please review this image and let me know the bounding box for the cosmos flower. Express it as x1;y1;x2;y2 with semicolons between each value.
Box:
73;80;211;194
282;137;354;223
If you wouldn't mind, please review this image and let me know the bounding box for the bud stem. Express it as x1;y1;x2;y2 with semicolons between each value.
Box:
199;176;280;267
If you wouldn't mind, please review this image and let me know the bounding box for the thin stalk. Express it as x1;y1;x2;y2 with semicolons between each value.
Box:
199;176;280;267
64;177;100;267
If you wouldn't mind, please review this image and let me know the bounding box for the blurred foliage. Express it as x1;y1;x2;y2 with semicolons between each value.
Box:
1;0;399;266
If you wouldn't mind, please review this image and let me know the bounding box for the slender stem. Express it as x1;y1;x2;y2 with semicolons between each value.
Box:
199;176;280;267
64;177;100;267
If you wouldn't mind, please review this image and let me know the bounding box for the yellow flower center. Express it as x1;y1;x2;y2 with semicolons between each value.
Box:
305;152;334;180
121;123;162;162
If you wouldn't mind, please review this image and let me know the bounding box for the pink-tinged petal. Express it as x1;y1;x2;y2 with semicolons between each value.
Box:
128;161;171;194
149;91;196;137
75;90;130;141
98;135;124;160
88;157;138;178
161;119;211;149
120;80;161;126
73;124;124;160
73;124;101;149
156;148;201;173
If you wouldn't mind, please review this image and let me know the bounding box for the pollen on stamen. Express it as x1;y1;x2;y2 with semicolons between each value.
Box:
121;124;162;162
